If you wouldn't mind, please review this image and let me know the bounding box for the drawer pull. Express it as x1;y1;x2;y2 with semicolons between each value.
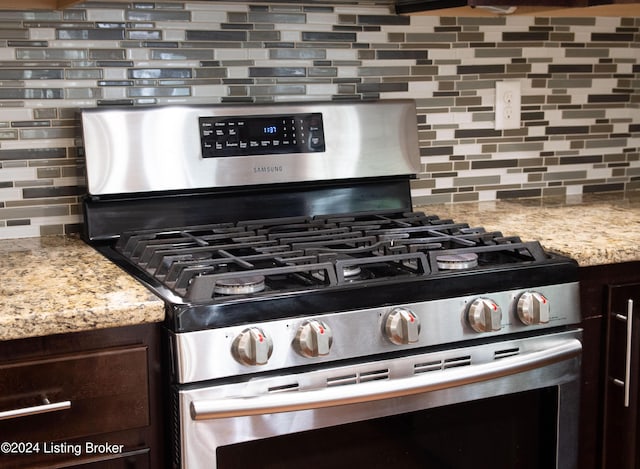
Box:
614;298;634;408
624;299;633;408
0;398;71;421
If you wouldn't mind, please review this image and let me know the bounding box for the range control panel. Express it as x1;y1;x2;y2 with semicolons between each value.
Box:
199;113;325;158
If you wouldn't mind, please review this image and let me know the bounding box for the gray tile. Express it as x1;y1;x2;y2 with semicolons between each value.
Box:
249;67;306;77
128;87;191;97
0;69;63;80
270;49;326;60
248;12;306;24
302;31;356;42
126;10;191;22
249;84;306;96
150;49;214;60
16;49;87;60
129;68;193;79
57;28;125;40
186;30;247;41
0;88;64;99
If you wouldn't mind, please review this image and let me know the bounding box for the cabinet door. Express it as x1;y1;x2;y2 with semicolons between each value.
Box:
602;284;640;469
468;0;590;5
468;0;635;5
0;345;149;468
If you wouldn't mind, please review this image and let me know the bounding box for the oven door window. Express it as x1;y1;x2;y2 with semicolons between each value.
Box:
217;387;558;469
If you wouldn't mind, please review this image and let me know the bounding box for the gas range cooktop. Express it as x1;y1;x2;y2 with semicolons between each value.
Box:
116;209;544;301
102;208;578;332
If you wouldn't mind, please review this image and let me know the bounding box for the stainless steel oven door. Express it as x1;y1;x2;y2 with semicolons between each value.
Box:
175;329;581;469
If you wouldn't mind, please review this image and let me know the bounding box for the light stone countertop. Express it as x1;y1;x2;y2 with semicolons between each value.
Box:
416;191;640;267
1;191;638;342
0;236;164;342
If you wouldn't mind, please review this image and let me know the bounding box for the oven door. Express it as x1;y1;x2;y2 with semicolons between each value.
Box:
175;330;581;469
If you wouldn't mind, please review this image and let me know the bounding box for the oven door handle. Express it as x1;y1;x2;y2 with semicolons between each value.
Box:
190;338;581;420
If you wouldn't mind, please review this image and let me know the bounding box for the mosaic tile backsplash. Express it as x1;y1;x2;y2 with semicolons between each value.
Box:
0;2;638;239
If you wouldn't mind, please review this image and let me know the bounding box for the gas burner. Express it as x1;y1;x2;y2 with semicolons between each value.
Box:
341;264;362;278
436;253;479;270
214;275;266;295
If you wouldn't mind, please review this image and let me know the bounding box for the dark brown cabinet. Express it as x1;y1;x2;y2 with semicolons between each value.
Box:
0;323;164;469
579;262;640;469
396;0;636;14
468;0;635;5
602;282;640;469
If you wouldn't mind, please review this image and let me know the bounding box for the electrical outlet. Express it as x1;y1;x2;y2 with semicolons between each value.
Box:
495;81;521;130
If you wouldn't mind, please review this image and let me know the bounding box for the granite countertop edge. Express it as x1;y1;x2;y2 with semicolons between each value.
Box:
0;236;165;342
1;191;639;342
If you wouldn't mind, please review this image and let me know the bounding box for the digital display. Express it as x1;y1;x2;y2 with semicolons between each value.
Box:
199;113;324;158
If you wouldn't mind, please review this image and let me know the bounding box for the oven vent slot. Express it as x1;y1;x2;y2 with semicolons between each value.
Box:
494;347;520;360
327;374;357;387
414;360;443;374
326;368;389;387
443;355;471;369
267;382;300;393
414;355;472;374
359;368;390;382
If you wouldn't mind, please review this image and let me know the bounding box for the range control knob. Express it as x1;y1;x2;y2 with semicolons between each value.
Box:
231;327;273;366
384;308;421;345
517;291;550;325
294;320;333;358
467;298;502;333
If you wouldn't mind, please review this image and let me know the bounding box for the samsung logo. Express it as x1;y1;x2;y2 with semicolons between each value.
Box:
253;165;283;173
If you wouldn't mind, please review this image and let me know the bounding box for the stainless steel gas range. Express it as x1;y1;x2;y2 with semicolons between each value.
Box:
81;100;582;469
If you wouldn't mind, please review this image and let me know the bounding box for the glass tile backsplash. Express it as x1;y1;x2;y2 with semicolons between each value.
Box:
0;2;638;239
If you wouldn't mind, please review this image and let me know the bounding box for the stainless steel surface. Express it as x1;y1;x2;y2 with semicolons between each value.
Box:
626;299;633;408
517;291;550;325
293;320;333;358
614;299;634;408
467;297;502;333
178;329;582;469
0;399;71;421
384;308;420;345
81;100;420;196
190;338;581;419
436;252;479;270
231;327;273;366
213;275;266;295
172;282;580;383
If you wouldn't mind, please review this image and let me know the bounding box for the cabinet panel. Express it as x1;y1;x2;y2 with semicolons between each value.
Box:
602;283;640;469
468;0;634;5
72;448;150;468
0;345;150;468
0;346;149;441
469;0;589;5
0;323;164;469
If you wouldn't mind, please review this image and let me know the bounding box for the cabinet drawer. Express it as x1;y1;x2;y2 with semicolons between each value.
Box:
0;345;149;441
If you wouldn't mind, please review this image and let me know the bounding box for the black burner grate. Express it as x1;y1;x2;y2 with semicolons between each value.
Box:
113;210;546;303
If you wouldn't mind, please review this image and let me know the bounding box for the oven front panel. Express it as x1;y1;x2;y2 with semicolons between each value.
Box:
175;330;581;469
172;282;580;383
216;387;559;469
81;100;419;196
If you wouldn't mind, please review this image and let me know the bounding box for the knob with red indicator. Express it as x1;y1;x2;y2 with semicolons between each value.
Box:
517;291;550;325
294;320;333;358
231;327;273;366
467;298;502;333
384;308;421;345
